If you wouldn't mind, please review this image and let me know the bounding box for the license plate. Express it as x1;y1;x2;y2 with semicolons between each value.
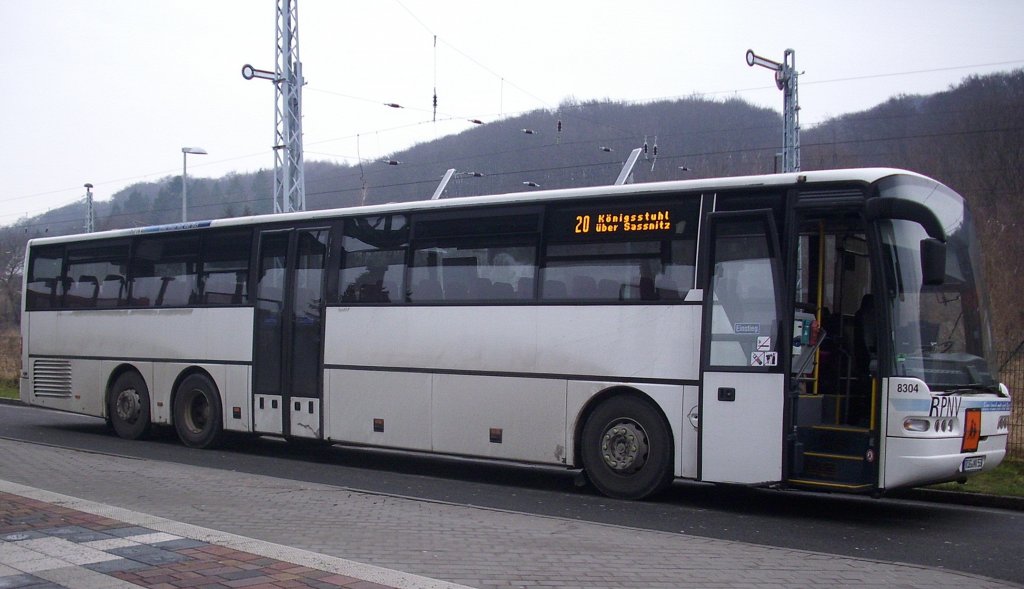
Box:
961;455;985;473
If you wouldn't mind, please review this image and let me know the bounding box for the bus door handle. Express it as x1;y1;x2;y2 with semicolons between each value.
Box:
718;387;736;402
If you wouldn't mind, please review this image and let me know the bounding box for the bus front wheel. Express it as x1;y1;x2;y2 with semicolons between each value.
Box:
581;395;673;500
173;374;224;449
108;371;152;440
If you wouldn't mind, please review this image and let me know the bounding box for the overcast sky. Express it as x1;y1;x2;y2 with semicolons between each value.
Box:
2;0;1022;226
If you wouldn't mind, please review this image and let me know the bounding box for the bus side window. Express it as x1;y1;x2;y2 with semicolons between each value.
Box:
130;234;199;308
199;230;251;306
26;246;65;311
409;243;536;304
542;198;699;303
65;242;129;309
339;215;408;305
340;249;405;303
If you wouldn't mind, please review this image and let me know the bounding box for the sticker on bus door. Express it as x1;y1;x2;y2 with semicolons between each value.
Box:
961;408;981;453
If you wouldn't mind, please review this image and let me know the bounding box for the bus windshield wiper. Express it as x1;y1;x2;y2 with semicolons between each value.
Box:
934;384;1001;396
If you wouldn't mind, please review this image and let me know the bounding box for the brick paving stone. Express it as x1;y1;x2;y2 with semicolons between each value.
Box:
3;437;1020;589
0;488;437;589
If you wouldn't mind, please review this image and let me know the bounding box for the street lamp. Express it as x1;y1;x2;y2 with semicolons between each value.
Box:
181;147;208;222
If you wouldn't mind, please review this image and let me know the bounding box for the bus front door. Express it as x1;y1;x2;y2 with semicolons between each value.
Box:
698;211;786;484
252;228;329;439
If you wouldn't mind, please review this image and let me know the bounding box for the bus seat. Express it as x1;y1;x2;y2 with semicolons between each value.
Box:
469;277;493;299
543;280;568;300
203;273;236;304
66;276;99;307
571;276;598;299
412;278;443;302
516;277;535;299
656;278;681;300
97;275;125;307
491;282;515;300
597;279;619;300
160;277;194;306
445;281;469;300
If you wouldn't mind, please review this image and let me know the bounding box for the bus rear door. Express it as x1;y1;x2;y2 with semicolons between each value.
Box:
252;227;329;439
698;210;786;484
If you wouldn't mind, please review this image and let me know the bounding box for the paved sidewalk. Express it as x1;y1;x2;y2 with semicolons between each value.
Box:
0;484;467;589
0;437;1018;589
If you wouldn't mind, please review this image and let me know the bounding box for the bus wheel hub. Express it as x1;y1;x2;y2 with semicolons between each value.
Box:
115;389;140;422
601;421;648;473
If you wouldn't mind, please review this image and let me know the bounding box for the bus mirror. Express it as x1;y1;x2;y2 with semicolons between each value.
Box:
921;237;946;286
865;197;946;241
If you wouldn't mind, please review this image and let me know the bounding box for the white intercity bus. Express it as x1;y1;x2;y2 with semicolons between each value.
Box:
21;168;1012;499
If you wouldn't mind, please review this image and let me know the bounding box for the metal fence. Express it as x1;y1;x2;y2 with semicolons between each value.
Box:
998;350;1024;460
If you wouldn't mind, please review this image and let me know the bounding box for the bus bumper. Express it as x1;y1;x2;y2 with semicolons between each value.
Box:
883;435;1007;490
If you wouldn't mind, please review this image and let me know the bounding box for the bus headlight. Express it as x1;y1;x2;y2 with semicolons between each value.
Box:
904;418;930;432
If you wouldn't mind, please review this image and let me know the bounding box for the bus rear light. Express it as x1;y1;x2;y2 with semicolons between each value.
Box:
903;418;930;432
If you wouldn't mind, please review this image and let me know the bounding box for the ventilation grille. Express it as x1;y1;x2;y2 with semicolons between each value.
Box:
33;359;72;398
797;188;865;204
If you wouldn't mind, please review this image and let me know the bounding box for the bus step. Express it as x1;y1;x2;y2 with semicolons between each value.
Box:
795;450;873;485
786;478;874;492
797;425;872;456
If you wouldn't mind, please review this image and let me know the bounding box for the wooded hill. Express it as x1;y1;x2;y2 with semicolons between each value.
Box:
3;70;1022;350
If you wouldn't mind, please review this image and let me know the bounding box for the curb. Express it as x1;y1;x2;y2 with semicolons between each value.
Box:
895;487;1024;511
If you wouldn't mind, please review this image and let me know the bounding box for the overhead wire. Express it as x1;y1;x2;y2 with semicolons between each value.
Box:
5;0;1022;229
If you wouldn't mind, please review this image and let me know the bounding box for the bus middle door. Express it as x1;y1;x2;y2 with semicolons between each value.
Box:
698;210;786;484
252;227;329;439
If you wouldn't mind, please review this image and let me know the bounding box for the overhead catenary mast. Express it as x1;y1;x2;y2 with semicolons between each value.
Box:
84;183;94;233
746;48;801;173
242;0;306;213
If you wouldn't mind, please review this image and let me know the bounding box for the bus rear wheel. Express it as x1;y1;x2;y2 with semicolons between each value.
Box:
173;374;224;449
108;371;152;440
581;395;673;500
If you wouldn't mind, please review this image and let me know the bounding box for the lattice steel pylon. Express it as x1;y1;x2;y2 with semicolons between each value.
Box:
242;0;306;213
746;48;801;173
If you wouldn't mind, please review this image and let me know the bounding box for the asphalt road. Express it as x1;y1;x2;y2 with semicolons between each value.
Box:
3;402;1023;584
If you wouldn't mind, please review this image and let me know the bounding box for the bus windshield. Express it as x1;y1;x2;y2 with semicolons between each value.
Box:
876;176;997;391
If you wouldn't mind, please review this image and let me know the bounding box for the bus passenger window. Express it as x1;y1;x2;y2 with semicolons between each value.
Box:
408;243;536;303
65;243;129;309
129;235;199;307
541;241;692;302
26;246;65;310
340;215;409;305
200;230;251;305
543;198;699;302
341;249;405;303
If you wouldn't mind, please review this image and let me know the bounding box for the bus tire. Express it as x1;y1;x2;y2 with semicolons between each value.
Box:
581;395;673;500
173;373;224;449
108;371;152;440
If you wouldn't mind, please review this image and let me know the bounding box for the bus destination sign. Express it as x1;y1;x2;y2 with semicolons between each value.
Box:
574;209;672;235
